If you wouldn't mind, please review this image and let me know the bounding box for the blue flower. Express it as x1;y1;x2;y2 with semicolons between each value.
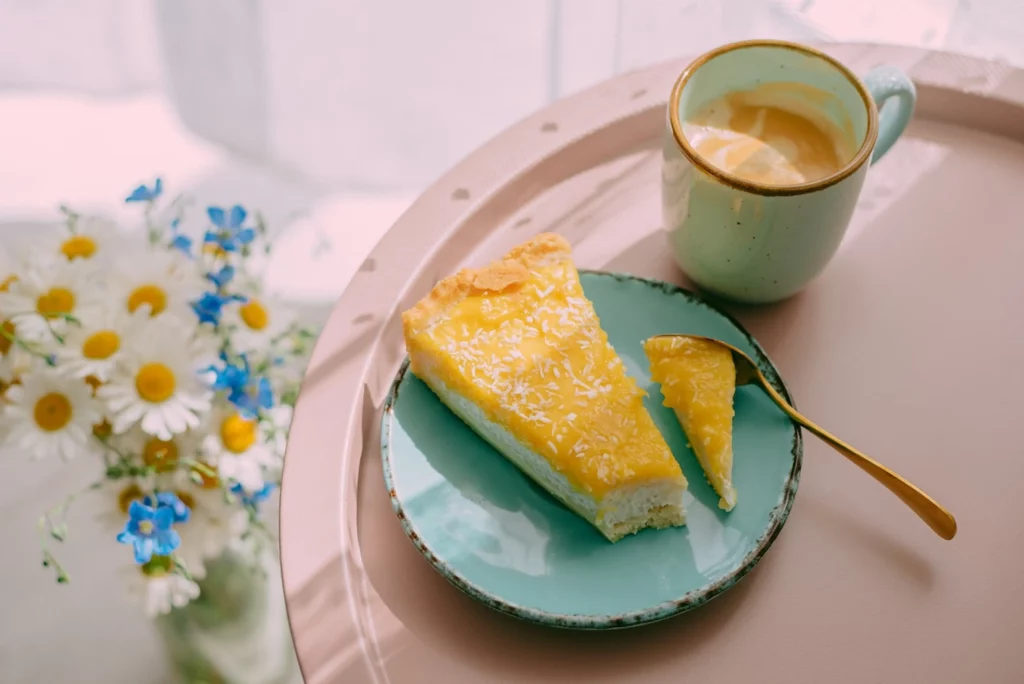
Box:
205;354;251;396
125;178;163;203
191;292;243;326
230;375;274;418
170;234;193;257
206;353;274;416
143;492;191;524
116;500;180;564
231;482;275;507
204;205;256;253
164;217;194;257
205;265;236;290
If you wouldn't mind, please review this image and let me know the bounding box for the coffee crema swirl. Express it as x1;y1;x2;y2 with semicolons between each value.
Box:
682;85;856;186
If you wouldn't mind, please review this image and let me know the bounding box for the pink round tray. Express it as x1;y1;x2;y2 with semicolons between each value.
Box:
281;43;1024;683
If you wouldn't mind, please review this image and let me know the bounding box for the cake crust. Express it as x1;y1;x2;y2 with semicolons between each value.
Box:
402;233;572;336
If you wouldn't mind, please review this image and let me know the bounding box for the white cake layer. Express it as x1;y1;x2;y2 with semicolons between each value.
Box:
421;371;687;542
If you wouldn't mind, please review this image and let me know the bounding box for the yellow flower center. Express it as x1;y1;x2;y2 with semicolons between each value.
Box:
82;330;120;360
191;463;220;489
141;555;173;577
84;375;103;395
239;299;269;331
118;484;144;513
143;437;179;472
33;392;72;431
135;363;176;403
127;284;167;316
138;520;154;535
92;419;112;439
0;320;14;356
61;235;97;260
220;413;257;453
0;274;16;292
36;287;75;318
203;243;228;259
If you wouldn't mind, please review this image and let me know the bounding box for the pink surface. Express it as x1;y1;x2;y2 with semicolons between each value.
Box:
280;44;1024;683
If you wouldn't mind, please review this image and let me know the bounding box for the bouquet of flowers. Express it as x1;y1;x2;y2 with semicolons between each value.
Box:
0;179;317;617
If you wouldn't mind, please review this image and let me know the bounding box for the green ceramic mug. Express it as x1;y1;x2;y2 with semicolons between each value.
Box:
662;39;916;303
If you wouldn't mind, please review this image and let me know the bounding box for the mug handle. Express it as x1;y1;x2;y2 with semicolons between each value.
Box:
863;65;917;163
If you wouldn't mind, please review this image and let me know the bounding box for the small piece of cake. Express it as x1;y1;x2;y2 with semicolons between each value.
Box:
644;336;738;511
402;234;687;541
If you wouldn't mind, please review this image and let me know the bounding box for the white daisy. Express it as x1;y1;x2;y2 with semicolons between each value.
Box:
116;465;202;580
55;305;148;382
0;247;19;296
109;246;204;322
95;435;228;583
0;251;29;386
93;428;199;539
124;557;200;617
126;431;249;582
99;316;214;440
0;255;102;342
0;317;33;387
260;404;293;462
2;369;102;460
174;473;248;581
221;291;294;355
95;475;151;542
105;425;202;479
201;408;278;492
47;214;124;264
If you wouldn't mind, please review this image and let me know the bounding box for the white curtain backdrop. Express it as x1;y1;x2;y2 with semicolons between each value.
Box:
3;0;1021;193
0;0;160;94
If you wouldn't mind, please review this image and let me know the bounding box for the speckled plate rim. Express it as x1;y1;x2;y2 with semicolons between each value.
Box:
380;270;803;630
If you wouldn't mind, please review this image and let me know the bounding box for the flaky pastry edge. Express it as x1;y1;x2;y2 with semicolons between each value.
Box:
402;232;572;336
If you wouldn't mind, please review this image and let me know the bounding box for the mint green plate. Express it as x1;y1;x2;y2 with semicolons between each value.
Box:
382;271;801;629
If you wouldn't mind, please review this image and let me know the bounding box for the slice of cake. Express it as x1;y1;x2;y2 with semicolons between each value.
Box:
402;234;687;542
644;336;738;511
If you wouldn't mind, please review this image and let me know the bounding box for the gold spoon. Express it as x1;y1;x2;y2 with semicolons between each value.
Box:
653;334;957;540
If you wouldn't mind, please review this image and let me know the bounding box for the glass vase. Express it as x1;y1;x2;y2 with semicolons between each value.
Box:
155;550;300;684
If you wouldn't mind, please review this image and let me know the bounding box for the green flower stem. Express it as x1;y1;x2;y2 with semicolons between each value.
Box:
0;325;53;362
173;555;195;583
7;311;81;346
268;324;300;348
251;323;310;375
144;201;160;246
37;479;104;584
91;436;152;480
181;459;218;482
58;205;79;230
44;321;65;345
103;460;153;481
93;434;126;460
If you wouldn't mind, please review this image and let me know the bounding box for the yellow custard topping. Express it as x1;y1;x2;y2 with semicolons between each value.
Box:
644;335;737;510
403;235;684;500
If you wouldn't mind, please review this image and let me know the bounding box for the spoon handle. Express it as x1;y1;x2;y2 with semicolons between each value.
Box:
757;378;958;540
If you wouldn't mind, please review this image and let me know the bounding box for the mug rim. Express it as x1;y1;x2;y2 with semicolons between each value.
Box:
668;39;880;197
